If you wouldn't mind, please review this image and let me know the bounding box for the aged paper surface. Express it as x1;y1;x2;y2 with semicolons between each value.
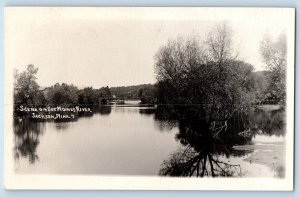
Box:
4;7;295;190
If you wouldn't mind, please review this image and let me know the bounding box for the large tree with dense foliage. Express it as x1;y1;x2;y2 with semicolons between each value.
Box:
154;24;264;177
154;24;258;122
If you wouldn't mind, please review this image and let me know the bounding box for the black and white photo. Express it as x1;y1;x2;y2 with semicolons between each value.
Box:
4;7;295;190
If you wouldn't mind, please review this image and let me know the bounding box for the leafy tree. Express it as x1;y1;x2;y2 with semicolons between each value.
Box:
77;87;97;106
155;24;264;178
98;86;112;99
14;64;45;110
250;71;272;104
44;83;78;107
260;33;287;103
138;85;157;104
154;23;258;128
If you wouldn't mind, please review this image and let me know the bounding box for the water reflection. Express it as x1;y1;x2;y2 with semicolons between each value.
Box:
156;105;285;177
139;108;156;116
13;104;285;177
249;108;285;136
14;116;45;163
54;122;69;130
156;106;248;177
13;106;112;164
79;105;112;117
94;105;112;115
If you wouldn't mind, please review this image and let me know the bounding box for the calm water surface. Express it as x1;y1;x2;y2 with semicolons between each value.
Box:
14;103;285;177
15;105;181;175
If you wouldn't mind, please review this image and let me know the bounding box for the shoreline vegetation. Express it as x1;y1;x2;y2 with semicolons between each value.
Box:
13;23;287;177
12;24;287;137
13;68;284;116
14;24;286;117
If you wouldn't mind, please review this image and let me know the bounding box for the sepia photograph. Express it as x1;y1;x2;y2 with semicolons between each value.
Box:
4;7;295;190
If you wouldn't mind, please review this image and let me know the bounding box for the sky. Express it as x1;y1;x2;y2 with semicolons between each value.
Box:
5;7;292;88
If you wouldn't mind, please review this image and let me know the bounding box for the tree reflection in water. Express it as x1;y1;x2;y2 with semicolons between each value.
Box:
91;105;112;116
14;116;45;164
249;108;285;136
13;104;284;176
13;105;112;164
157;106;255;177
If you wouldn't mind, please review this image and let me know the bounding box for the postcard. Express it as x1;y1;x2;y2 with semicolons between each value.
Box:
4;7;295;190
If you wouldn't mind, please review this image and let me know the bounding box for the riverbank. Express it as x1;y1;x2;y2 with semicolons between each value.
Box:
233;134;285;178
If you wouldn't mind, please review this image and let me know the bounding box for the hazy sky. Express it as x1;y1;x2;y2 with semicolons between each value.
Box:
6;8;291;88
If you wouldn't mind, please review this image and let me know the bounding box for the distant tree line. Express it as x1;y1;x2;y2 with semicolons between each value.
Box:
13;24;286;116
110;84;157;104
13;65;157;115
14;65;113;114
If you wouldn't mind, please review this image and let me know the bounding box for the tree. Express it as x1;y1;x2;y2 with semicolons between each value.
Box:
138;85;157;104
260;33;287;103
77;87;97;106
154;36;208;105
154;24;257;121
155;24;260;178
98;86;112;99
251;71;271;104
155;36;206;84
14;64;45;110
44;83;78;107
77;87;110;106
205;22;235;64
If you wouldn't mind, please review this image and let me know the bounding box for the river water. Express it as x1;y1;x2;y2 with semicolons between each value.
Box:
13;101;286;177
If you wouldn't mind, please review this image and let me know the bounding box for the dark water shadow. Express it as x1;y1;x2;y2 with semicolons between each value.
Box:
155;105;285;177
14;116;46;164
